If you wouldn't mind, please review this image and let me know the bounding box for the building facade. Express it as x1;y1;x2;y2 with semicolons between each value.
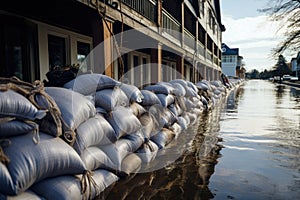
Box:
221;43;244;78
0;0;225;84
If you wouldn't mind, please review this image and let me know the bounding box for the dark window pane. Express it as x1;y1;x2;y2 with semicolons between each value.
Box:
77;41;90;63
48;35;66;70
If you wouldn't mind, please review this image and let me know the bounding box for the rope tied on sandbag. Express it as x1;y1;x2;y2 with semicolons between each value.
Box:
24;120;40;144
0;139;11;165
0;77;76;144
80;170;98;200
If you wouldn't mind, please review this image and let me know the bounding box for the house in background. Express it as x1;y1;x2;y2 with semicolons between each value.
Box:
0;0;226;84
221;43;245;78
291;52;300;78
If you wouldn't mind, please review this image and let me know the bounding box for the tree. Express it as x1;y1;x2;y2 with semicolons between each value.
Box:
260;0;300;56
273;55;292;78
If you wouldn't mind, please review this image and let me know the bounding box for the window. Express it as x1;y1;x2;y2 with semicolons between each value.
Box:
48;34;66;70
77;41;90;64
128;52;150;87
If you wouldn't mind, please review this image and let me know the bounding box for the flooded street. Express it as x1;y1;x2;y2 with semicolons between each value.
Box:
104;80;300;200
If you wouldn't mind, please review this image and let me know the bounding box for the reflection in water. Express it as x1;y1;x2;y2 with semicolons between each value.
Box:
101;80;300;199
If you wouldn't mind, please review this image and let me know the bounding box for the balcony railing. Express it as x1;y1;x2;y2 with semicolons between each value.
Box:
207;50;213;63
184;28;195;49
162;9;181;40
197;42;205;58
121;0;157;22
213;56;219;66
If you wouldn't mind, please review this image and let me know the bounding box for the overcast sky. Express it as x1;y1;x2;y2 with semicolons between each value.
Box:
220;0;291;72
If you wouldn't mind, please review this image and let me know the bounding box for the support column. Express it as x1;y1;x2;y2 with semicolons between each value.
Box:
151;42;162;83
176;54;185;79
103;20;113;78
157;0;162;33
181;1;185;47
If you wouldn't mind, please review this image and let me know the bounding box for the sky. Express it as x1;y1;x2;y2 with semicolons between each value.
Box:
220;0;292;72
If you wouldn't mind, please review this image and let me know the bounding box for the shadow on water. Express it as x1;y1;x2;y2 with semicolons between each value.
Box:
101;89;243;200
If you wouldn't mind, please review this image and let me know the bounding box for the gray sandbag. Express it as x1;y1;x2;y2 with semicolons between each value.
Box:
106;107;142;139
170;82;186;97
119;153;142;176
170;122;183;139
186;112;197;125
80;146;115;171
144;84;174;95
140;90;161;106
31;169;119;200
150;128;175;149
130;102;146;117
135;140;159;163
63;73;121;96
168;102;183;117
37;87;96;131
74;115;117;155
163;109;178;126
177;116;188;130
100;133;144;168
156;94;175;107
196;82;210;91
95;87;129;112
0;90;46;120
1;132;86;195
138;112;154;139
185;87;198;97
187;81;199;94
169;79;188;87
148;104;168;131
184;98;197;111
120;84;143;103
0;120;38;138
0;190;43;200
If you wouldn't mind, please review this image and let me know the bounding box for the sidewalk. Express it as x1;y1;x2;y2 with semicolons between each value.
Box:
282;80;300;88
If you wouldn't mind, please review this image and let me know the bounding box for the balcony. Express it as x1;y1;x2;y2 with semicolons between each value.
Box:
184;28;195;50
121;0;157;22
206;50;213;63
197;42;205;58
162;9;181;40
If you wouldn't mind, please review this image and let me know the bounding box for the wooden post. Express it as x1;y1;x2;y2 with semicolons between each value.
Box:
103;19;113;78
150;42;162;83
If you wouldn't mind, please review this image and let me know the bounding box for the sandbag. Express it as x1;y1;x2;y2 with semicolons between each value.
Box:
0;120;38;138
185;87;198;97
170;122;183;138
0;90;46;120
0;190;43;200
130;102;146;117
150;128;175;149
0;162;13;196
138;112;154;139
177;116;188;130
140;90;161;106
31;169;119;200
80;146;115;171
136;140;159;163
144;84;174;95
95;87;129;112
163;109;178;126
37;87;96;131
187;81;199;94
63;73;121;96
106;107;142;139
196;82;210;91
156;94;174;107
168;103;183;117
74;115;117;155
120;84;143;103
170;82;186;97
100;134;143;168
1;132;86;195
119;153;142;176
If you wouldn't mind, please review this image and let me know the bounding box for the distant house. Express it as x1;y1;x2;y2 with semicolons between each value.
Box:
291;52;300;77
221;43;244;78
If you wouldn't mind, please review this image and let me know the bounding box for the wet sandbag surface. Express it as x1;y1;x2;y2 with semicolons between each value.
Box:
0;120;38;138
140;90;161;106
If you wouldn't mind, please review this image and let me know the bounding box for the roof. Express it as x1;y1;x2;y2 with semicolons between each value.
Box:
222;43;239;55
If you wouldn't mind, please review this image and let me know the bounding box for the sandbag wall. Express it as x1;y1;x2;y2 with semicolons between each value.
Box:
0;74;231;199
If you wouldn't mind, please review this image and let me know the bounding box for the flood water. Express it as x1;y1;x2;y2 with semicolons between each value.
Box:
103;80;300;200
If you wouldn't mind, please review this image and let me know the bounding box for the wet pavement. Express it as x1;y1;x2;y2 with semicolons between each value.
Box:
102;80;300;200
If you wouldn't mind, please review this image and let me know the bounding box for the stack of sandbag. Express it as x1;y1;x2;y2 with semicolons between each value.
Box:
64;74;144;176
0;78;101;199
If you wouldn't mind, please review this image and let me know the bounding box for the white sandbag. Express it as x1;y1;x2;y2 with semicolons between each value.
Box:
177;116;188;130
130;102;146;117
182;113;191;126
100;133;143;168
120;84;143;103
80;146;115;171
74;115;117;155
169;79;188;87
0;120;38;138
37;87;96;131
156;94;175;107
0;90;46;120
119;153;142;176
63;73;121;96
196;82;210;91
170;82;186;97
138;112;154;139
144;84;174;95
1;132;86;195
170;122;183;138
150;128;175;149
186;112;197;125
95;87;129;112
140;90;161;106
106;107;142;139
187;81;199;94
0;190;43;200
185;87;198;97
135;140;159;163
168;103;183;117
163;109;178;126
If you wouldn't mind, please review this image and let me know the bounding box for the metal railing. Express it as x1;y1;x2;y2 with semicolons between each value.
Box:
184;28;195;49
213;55;219;66
121;0;157;22
197;42;205;58
206;50;213;63
162;9;181;40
